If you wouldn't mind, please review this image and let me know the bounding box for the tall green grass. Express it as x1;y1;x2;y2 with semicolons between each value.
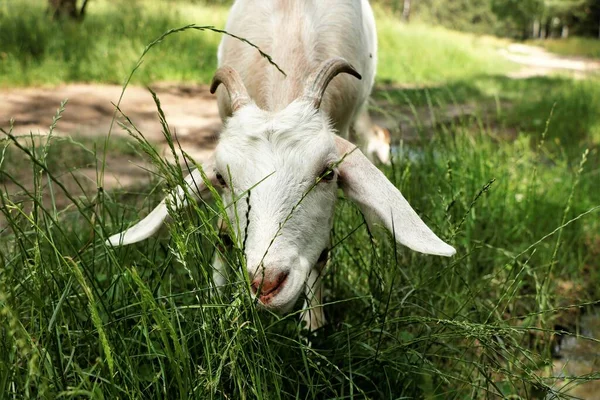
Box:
0;0;515;87
1;2;600;398
0;0;227;86
376;17;515;84
375;75;600;158
1;67;599;400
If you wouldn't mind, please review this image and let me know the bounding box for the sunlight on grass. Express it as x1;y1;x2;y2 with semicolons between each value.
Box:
0;0;516;87
0;0;228;86
375;8;515;84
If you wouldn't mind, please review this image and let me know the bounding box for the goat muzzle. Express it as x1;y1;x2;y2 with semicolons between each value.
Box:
251;272;289;304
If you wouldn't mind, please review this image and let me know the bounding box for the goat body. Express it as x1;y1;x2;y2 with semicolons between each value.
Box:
107;0;455;332
217;0;377;139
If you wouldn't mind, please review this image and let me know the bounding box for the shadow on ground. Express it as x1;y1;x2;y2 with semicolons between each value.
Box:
373;74;600;158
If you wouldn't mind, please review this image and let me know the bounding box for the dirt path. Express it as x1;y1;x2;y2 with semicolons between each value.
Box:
500;43;600;78
1;83;221;193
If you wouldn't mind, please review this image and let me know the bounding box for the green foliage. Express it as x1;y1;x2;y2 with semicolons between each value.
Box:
375;16;514;84
373;0;600;39
410;0;499;35
0;0;227;86
545;0;591;19
489;0;600;38
491;0;544;38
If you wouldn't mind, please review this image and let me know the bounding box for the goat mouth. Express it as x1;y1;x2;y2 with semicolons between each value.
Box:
257;272;289;304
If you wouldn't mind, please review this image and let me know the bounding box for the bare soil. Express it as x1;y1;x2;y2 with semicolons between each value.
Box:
501;43;600;79
1;83;221;190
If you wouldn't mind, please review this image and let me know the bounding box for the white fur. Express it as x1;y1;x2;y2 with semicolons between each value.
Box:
216;0;376;133
215;101;338;312
107;0;455;331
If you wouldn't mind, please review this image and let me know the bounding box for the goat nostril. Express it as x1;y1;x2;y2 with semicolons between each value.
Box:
251;272;288;298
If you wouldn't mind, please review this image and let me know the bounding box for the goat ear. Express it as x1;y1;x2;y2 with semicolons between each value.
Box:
335;136;456;257
106;161;217;246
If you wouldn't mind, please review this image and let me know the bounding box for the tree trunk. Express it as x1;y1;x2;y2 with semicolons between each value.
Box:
48;0;88;20
561;25;569;39
402;0;411;22
533;19;540;39
48;0;77;19
541;19;549;40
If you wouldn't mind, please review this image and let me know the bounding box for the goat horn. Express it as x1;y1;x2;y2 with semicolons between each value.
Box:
210;66;251;112
302;57;362;110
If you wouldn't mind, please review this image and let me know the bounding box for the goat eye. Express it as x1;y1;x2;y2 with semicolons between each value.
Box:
215;172;227;187
319;167;336;182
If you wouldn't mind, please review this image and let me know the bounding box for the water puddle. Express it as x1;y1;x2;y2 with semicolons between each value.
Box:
551;312;600;399
391;144;432;163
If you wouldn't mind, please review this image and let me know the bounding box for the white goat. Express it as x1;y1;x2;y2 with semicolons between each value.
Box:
107;0;455;331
